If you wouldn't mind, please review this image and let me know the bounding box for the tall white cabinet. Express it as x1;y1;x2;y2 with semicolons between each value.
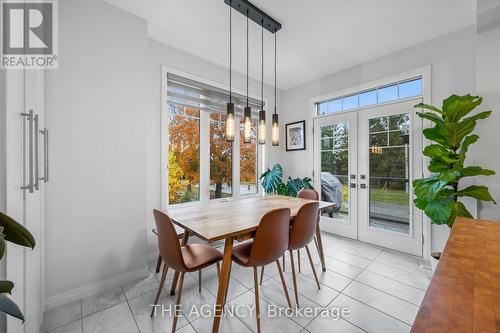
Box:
4;69;46;333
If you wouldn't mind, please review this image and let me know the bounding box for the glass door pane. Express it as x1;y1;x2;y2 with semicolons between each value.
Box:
314;111;357;240
368;113;410;234
210;113;232;199
168;105;200;204
320;122;349;222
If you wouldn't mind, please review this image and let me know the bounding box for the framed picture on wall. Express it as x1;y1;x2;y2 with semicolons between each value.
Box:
285;120;306;151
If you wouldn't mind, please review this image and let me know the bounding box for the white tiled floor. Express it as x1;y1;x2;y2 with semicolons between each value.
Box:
42;232;432;333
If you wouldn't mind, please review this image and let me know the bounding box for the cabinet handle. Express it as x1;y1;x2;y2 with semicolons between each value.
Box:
39;128;49;183
21;110;34;193
34;114;39;191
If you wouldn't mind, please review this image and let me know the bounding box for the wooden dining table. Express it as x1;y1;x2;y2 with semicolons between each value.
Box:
163;194;335;333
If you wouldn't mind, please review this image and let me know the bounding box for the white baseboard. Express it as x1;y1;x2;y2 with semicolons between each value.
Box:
44;266;149;311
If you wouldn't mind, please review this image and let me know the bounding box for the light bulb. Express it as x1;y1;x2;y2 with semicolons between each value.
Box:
272;113;279;146
258;110;266;145
226;102;235;142
243;106;252;143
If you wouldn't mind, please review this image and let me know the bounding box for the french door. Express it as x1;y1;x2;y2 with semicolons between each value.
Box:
314;99;423;256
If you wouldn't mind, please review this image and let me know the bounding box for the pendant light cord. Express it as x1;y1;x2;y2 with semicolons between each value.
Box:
229;3;232;103
261;22;264;110
246;11;249;107
274;31;277;114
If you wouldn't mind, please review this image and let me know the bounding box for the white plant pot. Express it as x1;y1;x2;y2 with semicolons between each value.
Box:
430;252;441;273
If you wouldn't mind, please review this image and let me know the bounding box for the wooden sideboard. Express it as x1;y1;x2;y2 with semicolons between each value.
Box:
411;217;500;332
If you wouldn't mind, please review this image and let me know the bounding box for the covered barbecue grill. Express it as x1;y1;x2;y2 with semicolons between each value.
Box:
321;172;343;216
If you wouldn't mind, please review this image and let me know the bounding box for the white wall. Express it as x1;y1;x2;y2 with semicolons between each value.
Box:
477;25;500;221
280;26;477;253
45;0;283;306
45;0;150;304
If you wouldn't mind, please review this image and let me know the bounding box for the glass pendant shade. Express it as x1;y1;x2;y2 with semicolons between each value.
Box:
243;106;252;143
226;102;235;142
271;113;279;146
258;110;266;145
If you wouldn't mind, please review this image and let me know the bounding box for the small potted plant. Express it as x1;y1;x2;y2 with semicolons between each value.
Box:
0;211;36;322
260;163;313;196
413;94;496;271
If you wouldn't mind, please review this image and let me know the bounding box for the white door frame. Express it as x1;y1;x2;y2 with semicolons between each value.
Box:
310;66;432;258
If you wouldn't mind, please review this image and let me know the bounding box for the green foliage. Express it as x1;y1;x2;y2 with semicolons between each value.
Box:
260;164;283;194
0;211;36;322
413;94;496;227
260;164;313;197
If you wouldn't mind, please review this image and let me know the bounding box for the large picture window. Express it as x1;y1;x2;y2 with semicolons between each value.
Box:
165;73;262;206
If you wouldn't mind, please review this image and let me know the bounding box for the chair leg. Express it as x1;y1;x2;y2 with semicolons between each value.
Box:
282;254;286;272
297;249;301;273
150;264;168;317
313;236;319;255
216;262;221;280
276;260;292;308
171;271;185;333
259;266;265;285
289;250;299;307
170;271;180;296
155;255;162;274
253;267;261;333
198;270;202;293
305;245;321;290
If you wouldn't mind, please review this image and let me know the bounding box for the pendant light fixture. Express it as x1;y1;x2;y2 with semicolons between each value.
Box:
258;22;266;145
225;2;235;142
223;0;282;145
243;11;252;143
271;31;279;146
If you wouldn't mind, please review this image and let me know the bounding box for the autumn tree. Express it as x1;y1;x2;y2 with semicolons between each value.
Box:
240;124;257;190
168;105;200;198
210;113;232;198
168;151;188;202
168;105;258;202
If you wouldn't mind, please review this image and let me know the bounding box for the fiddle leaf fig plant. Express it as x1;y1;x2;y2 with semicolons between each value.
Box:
0;211;36;322
413;94;496;227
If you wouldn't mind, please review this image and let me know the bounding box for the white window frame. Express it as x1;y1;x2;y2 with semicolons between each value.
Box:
310;65;433;259
161;66;265;210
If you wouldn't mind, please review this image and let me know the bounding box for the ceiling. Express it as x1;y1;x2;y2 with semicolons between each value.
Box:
104;0;475;90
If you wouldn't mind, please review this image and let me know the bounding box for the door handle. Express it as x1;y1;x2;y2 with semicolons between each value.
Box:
359;184;367;189
39;128;49;183
21;110;34;193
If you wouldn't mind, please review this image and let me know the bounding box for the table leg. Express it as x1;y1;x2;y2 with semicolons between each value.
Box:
212;238;234;333
170;231;190;295
315;215;327;272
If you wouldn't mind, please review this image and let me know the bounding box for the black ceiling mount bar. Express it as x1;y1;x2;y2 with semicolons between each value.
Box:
224;0;281;33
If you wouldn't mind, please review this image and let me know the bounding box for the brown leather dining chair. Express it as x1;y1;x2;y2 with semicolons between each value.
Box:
150;209;223;333
287;201;321;306
280;188;320;274
231;208;293;333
